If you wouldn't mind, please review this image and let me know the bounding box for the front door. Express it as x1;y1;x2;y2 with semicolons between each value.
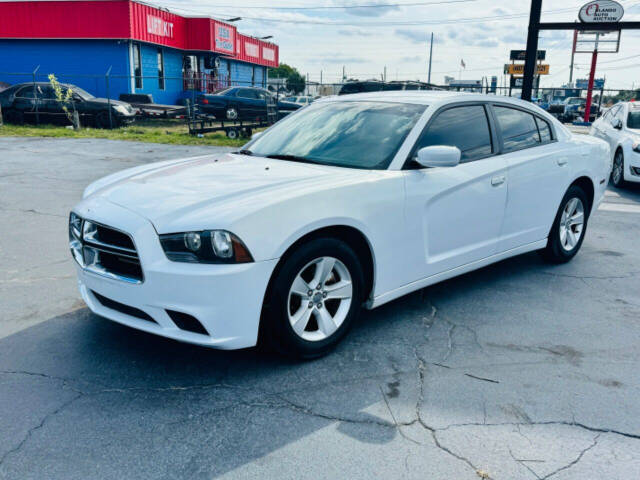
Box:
403;103;508;278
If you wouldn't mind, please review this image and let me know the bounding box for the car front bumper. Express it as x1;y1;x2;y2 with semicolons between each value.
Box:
625;150;640;183
73;199;278;349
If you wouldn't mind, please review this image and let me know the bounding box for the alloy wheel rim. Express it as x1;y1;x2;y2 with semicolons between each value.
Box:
287;256;353;342
612;154;623;185
559;197;585;251
227;108;238;119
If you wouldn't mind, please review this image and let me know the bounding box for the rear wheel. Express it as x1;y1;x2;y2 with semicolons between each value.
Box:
226;107;238;120
261;238;364;358
611;149;625;188
226;128;239;139
542;185;589;263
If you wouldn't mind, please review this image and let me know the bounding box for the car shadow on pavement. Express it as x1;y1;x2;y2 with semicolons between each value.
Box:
1;247;637;479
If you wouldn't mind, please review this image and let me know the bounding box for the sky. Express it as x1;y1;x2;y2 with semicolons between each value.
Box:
153;0;640;90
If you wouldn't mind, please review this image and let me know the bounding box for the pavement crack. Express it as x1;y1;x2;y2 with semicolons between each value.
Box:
464;373;500;384
0;393;83;467
539;434;599;479
509;447;543;479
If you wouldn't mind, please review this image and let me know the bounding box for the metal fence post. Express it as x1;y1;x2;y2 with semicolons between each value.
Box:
33;65;40;125
106;66;113;129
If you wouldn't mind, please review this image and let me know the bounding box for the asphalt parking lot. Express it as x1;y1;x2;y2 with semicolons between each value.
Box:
1;136;640;479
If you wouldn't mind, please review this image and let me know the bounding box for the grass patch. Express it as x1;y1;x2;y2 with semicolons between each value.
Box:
0;119;248;147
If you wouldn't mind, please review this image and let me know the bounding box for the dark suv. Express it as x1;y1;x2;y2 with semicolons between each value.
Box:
0;82;136;128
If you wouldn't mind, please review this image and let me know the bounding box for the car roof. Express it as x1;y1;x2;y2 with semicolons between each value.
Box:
318;90;543;110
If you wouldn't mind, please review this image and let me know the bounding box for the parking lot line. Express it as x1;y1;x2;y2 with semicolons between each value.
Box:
598;202;640;213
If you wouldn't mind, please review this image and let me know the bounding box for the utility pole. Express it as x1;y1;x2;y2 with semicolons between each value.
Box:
427;32;434;84
384;66;387;82
569;26;577;86
320;70;323;86
342;65;346;82
522;0;542;101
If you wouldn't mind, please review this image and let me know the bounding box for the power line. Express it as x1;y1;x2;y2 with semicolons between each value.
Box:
161;5;580;26
196;0;478;10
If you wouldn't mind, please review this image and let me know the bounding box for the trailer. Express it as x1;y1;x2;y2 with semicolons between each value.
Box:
187;104;277;138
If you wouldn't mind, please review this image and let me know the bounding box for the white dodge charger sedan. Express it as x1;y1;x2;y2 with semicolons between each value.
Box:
590;101;640;188
70;91;611;358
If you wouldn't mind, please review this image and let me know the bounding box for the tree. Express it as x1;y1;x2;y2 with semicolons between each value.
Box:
268;63;305;94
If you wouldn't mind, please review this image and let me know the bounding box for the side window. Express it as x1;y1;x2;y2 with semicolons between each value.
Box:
535;116;552;144
40;86;57;100
413;105;493;163
16;86;36;98
236;89;256;99
494;106;540;153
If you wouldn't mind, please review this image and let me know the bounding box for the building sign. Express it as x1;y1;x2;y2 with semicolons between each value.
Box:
505;63;550;75
579;1;624;23
146;15;174;38
214;23;234;54
510;50;546;61
262;47;275;62
245;42;259;58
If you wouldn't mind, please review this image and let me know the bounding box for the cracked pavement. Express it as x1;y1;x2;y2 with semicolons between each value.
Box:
1;137;640;479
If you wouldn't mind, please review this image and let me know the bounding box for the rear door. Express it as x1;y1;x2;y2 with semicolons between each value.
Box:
12;85;40;121
491;104;571;251
403;103;509;278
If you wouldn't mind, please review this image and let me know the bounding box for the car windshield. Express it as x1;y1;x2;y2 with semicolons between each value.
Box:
246;101;426;169
68;86;94;100
628;109;640;129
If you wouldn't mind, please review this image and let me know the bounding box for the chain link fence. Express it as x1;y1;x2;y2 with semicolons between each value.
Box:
1;70;639;128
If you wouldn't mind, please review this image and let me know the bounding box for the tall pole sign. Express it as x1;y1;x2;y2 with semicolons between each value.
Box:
521;0;638;106
579;0;623;123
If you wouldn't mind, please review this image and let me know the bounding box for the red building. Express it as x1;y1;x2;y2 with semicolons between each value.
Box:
0;0;280;104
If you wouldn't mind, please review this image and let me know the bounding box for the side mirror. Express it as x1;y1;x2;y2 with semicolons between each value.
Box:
251;131;264;141
416;145;461;168
613;119;623;129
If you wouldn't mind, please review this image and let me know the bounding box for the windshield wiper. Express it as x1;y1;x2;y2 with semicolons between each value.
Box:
264;154;318;164
236;149;253;156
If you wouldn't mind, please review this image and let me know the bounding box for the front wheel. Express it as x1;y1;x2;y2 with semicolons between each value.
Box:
611;150;625;188
226;107;238;120
541;185;589;263
261;238;364;358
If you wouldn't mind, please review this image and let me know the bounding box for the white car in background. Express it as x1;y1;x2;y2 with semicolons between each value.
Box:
70;92;610;358
591;101;640;187
283;95;314;106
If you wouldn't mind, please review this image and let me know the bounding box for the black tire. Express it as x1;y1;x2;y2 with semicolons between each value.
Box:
226;128;239;139
226;106;238;120
542;185;590;263
95;111;117;129
611;149;626;188
5;109;24;125
260;238;365;359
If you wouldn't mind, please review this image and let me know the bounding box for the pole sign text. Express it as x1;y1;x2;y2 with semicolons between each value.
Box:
146;15;174;38
579;1;624;23
505;64;550;75
510;50;546;61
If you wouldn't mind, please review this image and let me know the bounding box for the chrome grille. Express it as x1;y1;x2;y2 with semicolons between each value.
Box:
69;214;143;283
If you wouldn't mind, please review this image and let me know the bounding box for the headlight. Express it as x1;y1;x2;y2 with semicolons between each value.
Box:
113;105;128;115
69;212;84;266
159;230;253;264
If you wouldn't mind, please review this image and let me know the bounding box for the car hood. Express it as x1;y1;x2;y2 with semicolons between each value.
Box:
88;153;366;232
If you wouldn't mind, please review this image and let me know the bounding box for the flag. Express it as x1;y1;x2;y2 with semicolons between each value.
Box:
460;59;466;69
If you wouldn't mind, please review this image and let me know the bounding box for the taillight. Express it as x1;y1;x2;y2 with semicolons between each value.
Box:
201;98;209;104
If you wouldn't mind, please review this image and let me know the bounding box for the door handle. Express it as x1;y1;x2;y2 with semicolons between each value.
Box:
491;175;506;186
557;158;568;166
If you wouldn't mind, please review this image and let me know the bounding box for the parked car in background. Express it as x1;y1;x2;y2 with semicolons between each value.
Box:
339;80;434;95
197;86;300;121
119;93;186;119
70;91;610;358
0;82;136;128
283;95;314;106
590;101;640;187
558;97;598;123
